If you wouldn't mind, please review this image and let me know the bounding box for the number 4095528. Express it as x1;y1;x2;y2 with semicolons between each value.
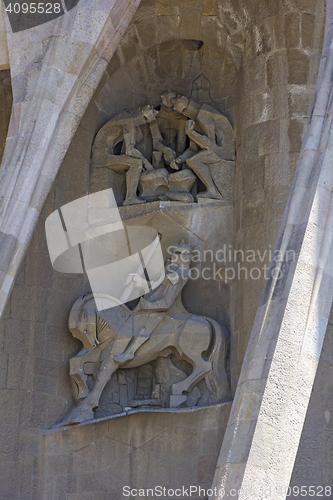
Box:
5;3;62;14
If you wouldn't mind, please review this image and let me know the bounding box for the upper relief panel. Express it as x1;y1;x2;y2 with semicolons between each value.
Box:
91;91;235;207
93;0;245;124
54;3;244;423
89;2;244;206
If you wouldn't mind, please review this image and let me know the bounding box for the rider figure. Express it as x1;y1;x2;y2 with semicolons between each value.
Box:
114;242;192;362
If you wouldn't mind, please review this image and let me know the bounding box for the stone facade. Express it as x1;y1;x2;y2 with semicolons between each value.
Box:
0;0;332;499
37;404;231;499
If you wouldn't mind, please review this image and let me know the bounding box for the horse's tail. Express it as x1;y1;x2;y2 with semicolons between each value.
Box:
205;319;231;403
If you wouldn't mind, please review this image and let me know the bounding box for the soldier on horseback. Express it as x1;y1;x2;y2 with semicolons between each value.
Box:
60;241;230;426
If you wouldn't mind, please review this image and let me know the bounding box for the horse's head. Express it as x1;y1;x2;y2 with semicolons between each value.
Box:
69;294;100;349
68;293;132;350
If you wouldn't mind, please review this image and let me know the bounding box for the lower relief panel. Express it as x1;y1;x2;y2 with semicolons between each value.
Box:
38;403;231;500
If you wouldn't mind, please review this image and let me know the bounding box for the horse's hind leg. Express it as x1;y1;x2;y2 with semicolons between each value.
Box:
170;355;212;407
170;320;212;407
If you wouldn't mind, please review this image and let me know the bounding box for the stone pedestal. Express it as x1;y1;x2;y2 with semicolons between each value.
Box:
89;200;234;419
37;403;231;500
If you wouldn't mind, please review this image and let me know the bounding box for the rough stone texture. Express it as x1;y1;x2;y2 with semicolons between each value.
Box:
229;0;325;394
212;0;333;497
36;404;231;500
62;216;231;423
0;10;236;489
88;0;326;400
290;309;333;493
0;0;330;498
0;0;142;318
0;70;12;163
0;79;107;494
0;3;9;70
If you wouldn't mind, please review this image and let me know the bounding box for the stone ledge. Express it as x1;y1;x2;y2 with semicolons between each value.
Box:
35;402;232;499
119;199;233;220
45;400;233;435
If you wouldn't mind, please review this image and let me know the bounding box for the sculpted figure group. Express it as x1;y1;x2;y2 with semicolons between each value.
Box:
57;94;234;426
100;91;235;205
61;241;230;425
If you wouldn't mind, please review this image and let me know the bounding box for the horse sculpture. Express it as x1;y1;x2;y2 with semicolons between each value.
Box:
61;242;230;426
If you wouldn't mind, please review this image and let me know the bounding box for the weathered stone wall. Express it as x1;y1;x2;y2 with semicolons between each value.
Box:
90;1;241;333
0;3;9;70
0;70;12;162
224;3;333;491
88;0;327;394
0;0;330;498
290;307;333;489
0;3;238;495
36;404;231;499
0;108;95;499
229;0;326;392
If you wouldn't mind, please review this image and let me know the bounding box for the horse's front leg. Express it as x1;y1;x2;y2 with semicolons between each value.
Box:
69;347;101;402
61;355;120;425
83;355;120;409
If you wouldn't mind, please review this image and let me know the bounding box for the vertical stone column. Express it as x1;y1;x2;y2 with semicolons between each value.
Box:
211;1;333;498
0;0;141;316
229;0;325;395
0;2;9;70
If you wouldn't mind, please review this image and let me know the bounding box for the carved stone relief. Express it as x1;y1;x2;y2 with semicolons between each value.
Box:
91;91;235;206
57;93;235;426
61;241;230;426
